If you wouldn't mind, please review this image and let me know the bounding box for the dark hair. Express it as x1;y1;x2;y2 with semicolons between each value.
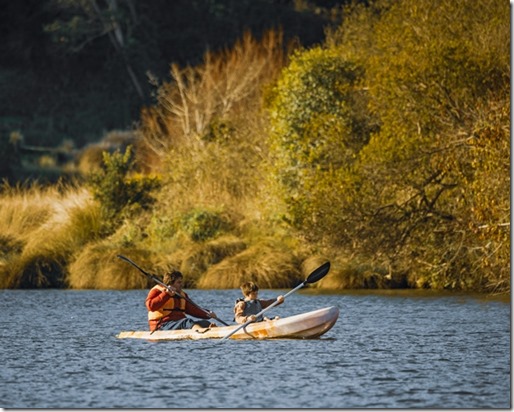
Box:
163;270;183;284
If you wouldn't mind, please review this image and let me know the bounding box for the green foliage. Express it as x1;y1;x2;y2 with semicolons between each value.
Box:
88;146;160;235
347;0;509;292
266;45;374;231
181;209;231;242
1;0;509;293
320;0;508;292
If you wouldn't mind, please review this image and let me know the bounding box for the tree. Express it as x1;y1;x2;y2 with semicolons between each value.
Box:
268;0;510;291
266;46;375;235
44;0;144;99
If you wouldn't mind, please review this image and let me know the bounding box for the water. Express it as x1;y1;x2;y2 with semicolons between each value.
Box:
0;289;510;408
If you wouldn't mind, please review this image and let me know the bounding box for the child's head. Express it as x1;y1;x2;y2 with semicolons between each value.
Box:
240;281;259;297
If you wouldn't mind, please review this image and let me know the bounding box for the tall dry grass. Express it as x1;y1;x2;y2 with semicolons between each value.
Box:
67;242;155;289
177;235;247;287
197;242;303;289
115;28;310;290
0;182;102;288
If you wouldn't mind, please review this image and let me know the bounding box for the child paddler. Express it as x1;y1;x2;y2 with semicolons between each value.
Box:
145;270;217;331
234;281;284;324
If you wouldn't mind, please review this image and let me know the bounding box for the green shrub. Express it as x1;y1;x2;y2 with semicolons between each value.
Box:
181;208;231;242
87;145;161;235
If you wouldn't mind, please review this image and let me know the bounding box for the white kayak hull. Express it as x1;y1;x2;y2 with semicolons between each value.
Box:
117;306;339;341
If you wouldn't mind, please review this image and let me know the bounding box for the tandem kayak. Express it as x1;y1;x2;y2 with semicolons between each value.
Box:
117;306;339;341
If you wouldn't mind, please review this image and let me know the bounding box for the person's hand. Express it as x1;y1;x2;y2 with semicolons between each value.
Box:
208;311;217;318
276;295;284;304
165;287;176;296
247;314;257;322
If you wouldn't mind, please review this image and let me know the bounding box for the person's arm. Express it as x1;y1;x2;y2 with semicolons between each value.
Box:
183;292;212;319
145;288;171;311
260;295;284;309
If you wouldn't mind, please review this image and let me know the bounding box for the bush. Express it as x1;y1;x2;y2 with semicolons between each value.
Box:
0;184;102;288
179;236;247;287
68;242;155;289
181;208;232;242
87;145;161;235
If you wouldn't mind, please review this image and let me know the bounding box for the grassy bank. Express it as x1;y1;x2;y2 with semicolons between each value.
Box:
0;178;506;294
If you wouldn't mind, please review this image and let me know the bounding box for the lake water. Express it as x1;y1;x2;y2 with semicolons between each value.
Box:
0;289;510;409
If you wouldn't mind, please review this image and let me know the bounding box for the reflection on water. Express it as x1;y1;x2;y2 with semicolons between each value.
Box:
0;289;510;408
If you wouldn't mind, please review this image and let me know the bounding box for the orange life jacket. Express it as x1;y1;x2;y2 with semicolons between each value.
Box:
147;285;186;321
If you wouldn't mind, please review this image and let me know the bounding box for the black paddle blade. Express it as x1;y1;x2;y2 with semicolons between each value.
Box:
117;254;132;265
305;261;331;284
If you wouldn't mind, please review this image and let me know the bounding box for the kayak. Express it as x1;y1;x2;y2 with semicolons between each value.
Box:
117;306;339;341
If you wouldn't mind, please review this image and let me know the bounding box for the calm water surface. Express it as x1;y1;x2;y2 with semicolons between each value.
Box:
0;289;510;408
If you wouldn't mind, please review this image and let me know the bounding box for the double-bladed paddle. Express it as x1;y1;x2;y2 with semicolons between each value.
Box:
220;261;331;341
117;254;229;326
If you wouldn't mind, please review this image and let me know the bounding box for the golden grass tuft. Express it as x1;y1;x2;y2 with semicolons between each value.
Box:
300;255;332;279
0;183;103;288
178;235;247;287
6;253;66;288
76;145;105;174
197;242;301;289
68;242;156;289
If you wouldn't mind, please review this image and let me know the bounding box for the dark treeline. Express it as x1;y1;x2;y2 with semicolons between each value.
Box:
0;0;342;150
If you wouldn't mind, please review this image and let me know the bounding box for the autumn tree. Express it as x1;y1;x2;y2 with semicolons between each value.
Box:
268;0;510;291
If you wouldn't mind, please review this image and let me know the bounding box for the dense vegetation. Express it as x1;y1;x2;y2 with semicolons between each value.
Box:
0;0;509;294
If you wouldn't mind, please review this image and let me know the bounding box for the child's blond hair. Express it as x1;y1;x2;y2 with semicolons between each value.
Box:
240;281;259;296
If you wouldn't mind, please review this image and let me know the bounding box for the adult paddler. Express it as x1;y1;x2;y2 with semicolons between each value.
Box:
145;270;217;331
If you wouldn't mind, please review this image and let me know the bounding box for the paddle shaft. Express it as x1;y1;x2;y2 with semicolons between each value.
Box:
117;254;229;326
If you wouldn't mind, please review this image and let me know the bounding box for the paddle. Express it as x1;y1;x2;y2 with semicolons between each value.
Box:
116;254;229;326
220;261;331;341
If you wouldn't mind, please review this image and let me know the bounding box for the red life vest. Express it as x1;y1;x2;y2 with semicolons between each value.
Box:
147;285;186;321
